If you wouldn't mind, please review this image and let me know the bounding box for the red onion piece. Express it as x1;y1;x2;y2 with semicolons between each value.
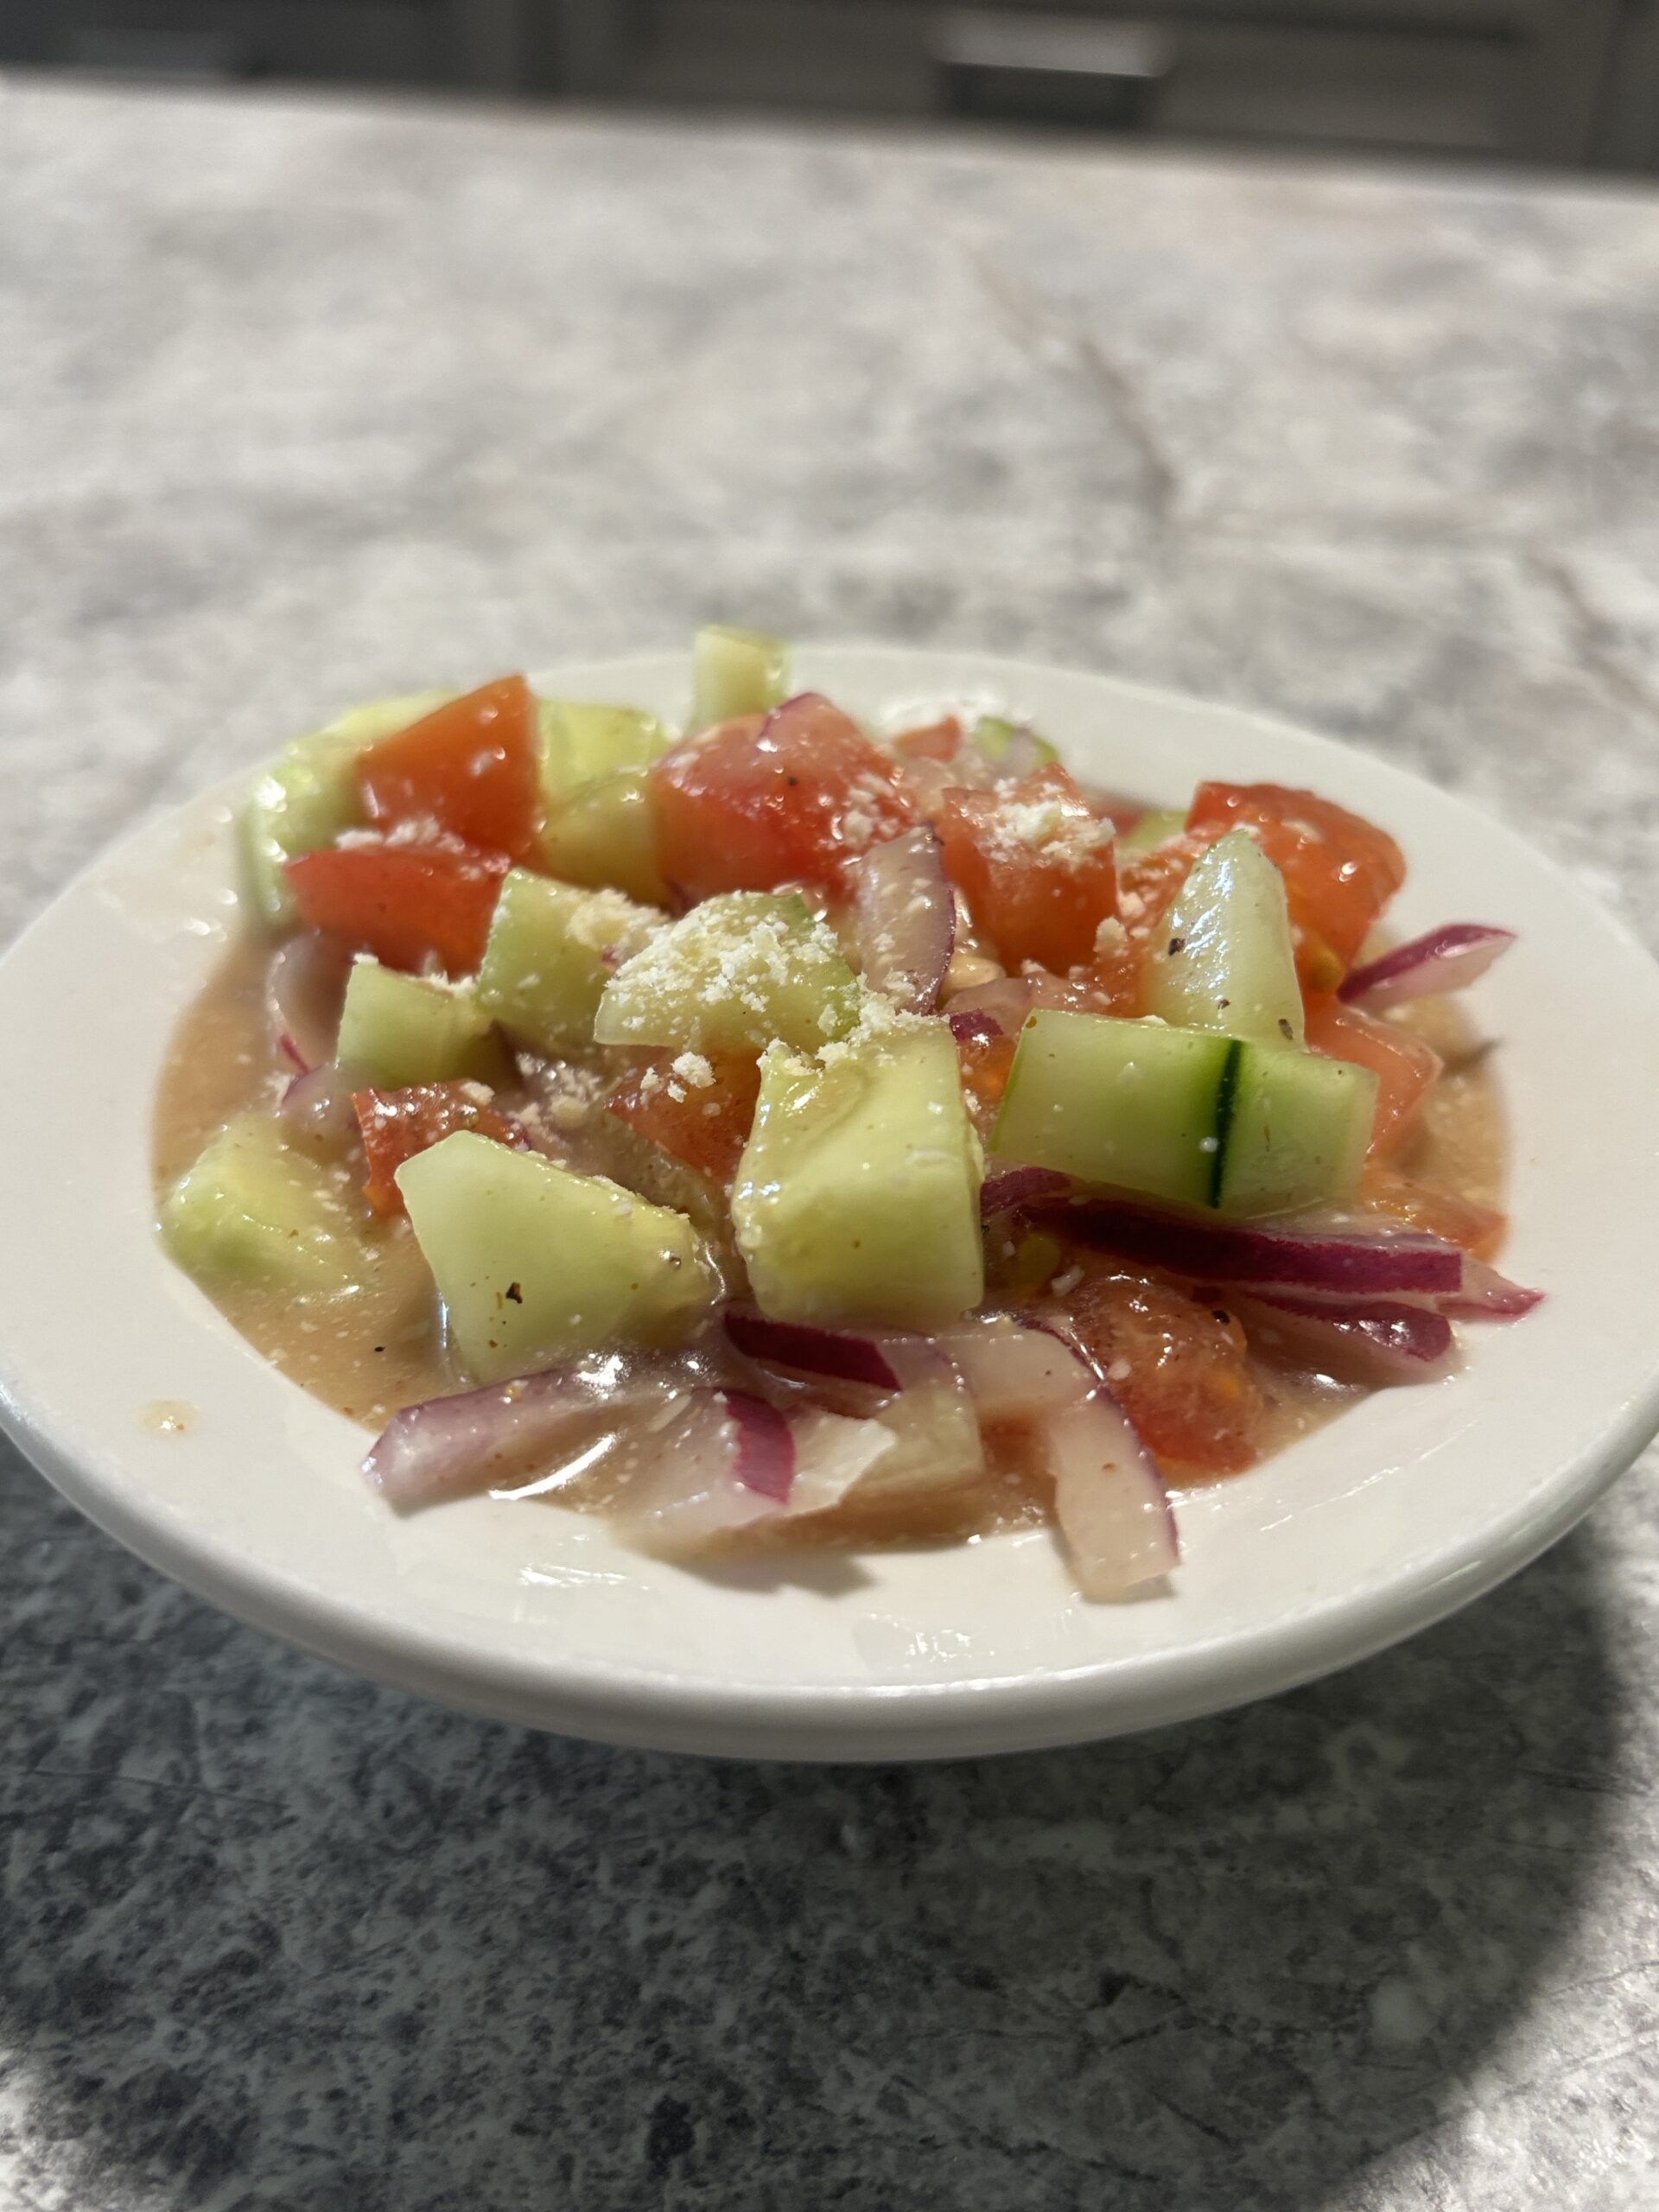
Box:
1440;1257;1544;1319
724;1390;795;1499
364;1356;683;1507
1049;1392;1179;1599
1056;1202;1467;1298
1339;924;1515;1012
981;1166;1071;1221
847;826;955;1013
267;931;353;1072
1226;1291;1455;1383
277;1059;361;1156
944;976;1038;1034
948;1007;1003;1045
931;1316;1092;1420
725;1310;903;1392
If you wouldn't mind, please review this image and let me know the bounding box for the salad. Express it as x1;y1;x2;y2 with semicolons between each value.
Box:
155;628;1538;1599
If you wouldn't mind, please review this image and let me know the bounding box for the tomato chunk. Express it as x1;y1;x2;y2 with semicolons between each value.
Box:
357;674;540;863
938;765;1117;973
353;1082;519;1216
1066;1270;1265;1475
892;715;966;763
952;1027;1018;1139
649;695;912;900
1186;783;1405;974
284;840;508;976
1360;1163;1505;1259
1304;993;1440;1157
608;1052;762;1183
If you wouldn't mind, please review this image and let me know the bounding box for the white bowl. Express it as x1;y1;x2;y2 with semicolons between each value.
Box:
2;648;1655;1761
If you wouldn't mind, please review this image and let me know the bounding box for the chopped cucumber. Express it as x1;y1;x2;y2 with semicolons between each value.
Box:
335;958;506;1089
540;769;670;906
397;1132;717;1383
970;714;1058;766
733;1024;983;1328
1143;829;1305;1050
994;1008;1376;1217
160;1110;369;1294
537;699;671;812
238;690;451;930
1116;807;1186;856
594;892;863;1055
476;869;659;1054
690;625;791;729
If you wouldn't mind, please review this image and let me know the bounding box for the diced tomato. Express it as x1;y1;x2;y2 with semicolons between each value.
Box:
893;716;965;763
353;1082;519;1216
1088;832;1211;1014
1065;1270;1265;1475
649;695;912;901
937;765;1117;974
1360;1163;1505;1259
952;1027;1018;1139
1186;783;1405;974
357;674;540;863
284;840;508;976
608;1052;762;1183
1304;993;1441;1157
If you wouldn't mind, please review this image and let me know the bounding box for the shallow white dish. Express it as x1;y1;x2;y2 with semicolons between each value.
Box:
2;647;1656;1761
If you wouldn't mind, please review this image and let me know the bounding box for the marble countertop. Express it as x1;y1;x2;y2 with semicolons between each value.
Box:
3;73;1659;2211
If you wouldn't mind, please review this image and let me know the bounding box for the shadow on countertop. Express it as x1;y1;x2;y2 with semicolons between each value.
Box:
0;1446;1625;2212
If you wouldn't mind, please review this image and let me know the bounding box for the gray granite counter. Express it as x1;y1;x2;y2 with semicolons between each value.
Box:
3;74;1659;2210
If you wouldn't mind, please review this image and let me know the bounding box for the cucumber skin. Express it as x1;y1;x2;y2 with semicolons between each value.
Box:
397;1132;717;1384
477;870;659;1054
160;1110;369;1294
335;959;506;1090
994;1008;1377;1218
238;691;453;930
733;1026;984;1330
690;626;791;730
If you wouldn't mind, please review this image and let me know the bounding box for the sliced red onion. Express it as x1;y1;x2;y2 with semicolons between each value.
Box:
1440;1257;1544;1319
847;826;955;1013
364;1355;683;1507
1225;1291;1455;1383
785;1408;899;1516
931;1316;1092;1420
981;1166;1071;1221
724;1390;795;1499
1056;1202;1467;1298
267;931;353;1072
277;1059;361;1156
1339;925;1515;1012
944;976;1038;1034
1048;1392;1179;1599
724;1310;904;1392
948;1007;1003;1045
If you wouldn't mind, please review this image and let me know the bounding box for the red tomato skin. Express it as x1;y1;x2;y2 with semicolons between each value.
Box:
284;841;508;976
357;675;540;863
353;1082;519;1216
648;695;912;901
1304;992;1440;1157
937;765;1117;974
1186;783;1406;971
607;1053;761;1183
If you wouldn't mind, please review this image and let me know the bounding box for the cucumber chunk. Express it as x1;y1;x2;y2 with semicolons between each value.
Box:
160;1110;368;1293
537;699;671;813
1143;829;1305;1050
238;691;452;930
996;1012;1235;1211
476;868;660;1054
733;1024;983;1328
1217;1046;1376;1216
397;1132;717;1383
994;1009;1376;1217
1116;807;1187;856
335;958;506;1089
594;891;862;1055
690;625;791;730
970;714;1058;766
539;770;670;906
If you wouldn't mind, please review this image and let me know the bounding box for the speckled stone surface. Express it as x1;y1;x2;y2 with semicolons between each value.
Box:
3;73;1659;2211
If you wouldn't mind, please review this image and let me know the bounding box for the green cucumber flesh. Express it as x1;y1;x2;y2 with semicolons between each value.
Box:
594;891;862;1055
1143;828;1305;1049
335;959;506;1090
538;769;669;906
160;1110;369;1294
477;868;659;1054
537;700;671;813
690;625;791;729
397;1131;717;1383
